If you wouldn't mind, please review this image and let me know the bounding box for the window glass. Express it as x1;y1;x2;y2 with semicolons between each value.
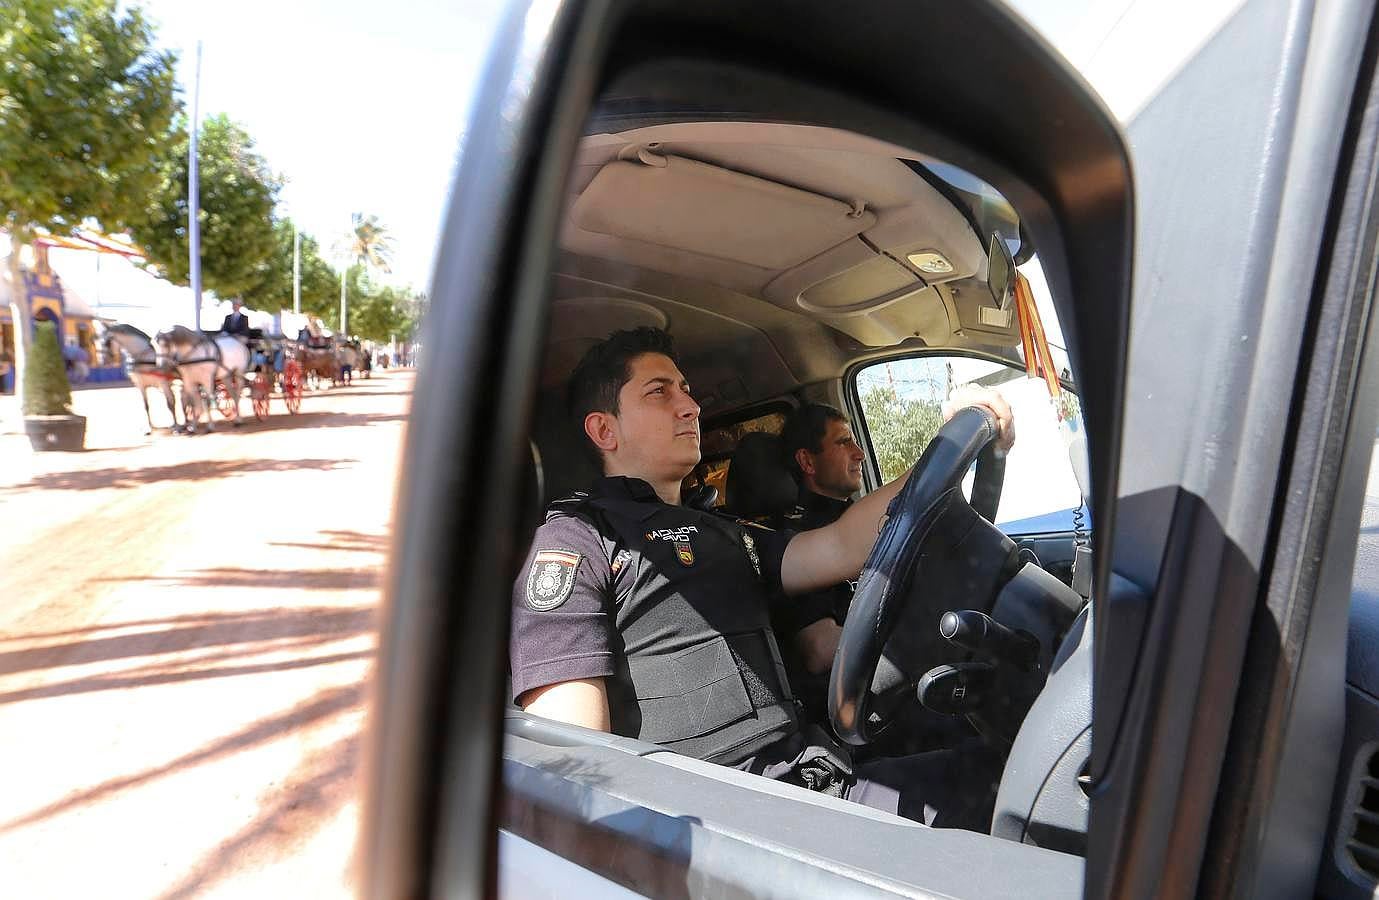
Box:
855;355;1084;528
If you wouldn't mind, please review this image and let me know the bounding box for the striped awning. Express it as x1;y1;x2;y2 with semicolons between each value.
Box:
34;230;145;259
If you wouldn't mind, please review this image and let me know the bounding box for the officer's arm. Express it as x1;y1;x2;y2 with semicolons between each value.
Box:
519;677;611;732
780;390;1015;594
780;471;912;593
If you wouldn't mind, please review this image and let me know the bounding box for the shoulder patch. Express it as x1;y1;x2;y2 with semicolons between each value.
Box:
526;549;582;611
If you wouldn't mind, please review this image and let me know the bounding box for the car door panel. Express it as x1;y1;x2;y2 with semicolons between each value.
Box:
504;713;1084;899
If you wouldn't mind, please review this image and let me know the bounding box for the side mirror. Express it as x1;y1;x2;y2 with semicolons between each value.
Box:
364;2;1133;897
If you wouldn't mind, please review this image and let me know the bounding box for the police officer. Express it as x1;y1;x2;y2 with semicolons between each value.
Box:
510;327;1014;827
774;403;866;721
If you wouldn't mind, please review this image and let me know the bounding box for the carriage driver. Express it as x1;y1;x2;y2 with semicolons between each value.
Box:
510;327;1015;829
221;299;252;339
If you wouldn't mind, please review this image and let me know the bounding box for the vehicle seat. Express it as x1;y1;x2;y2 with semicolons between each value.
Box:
725;432;798;526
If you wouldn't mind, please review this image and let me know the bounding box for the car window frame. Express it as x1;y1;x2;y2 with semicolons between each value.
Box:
845;347;1077;492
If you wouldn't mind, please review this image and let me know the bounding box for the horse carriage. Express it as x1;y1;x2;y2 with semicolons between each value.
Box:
295;339;340;390
100;323;305;434
213;335;304;420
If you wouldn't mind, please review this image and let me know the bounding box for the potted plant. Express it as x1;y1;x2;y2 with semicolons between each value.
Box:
22;322;86;451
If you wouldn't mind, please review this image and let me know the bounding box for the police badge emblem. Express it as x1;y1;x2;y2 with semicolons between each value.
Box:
675;539;695;566
525;549;581;610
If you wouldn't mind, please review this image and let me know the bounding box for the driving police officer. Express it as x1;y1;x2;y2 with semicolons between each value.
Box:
509;327;1014;827
774;403;866;723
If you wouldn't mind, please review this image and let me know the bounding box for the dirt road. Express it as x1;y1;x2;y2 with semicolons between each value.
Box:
0;370;411;898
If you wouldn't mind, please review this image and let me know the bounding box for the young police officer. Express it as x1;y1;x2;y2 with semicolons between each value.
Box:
509;328;1014;828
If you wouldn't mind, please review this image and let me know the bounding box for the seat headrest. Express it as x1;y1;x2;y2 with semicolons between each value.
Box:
725;432;798;518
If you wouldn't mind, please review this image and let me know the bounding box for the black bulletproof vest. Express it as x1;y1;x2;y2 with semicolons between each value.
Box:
555;479;799;765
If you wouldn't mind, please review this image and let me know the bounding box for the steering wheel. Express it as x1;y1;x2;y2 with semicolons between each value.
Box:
829;406;1017;745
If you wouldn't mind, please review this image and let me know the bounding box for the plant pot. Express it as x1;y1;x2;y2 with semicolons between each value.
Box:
24;414;87;452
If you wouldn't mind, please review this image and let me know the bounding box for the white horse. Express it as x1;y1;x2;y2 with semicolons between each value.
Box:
100;323;183;434
156;325;252;433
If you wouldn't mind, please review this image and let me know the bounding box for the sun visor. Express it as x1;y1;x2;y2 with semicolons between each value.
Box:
570;155;876;270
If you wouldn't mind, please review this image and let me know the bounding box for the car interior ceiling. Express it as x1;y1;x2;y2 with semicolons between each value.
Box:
531;120;1031;506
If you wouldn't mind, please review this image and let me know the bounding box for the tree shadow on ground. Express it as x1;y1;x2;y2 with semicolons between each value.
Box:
1;457;356;492
157;731;362;899
0;605;370;647
0;683;364;834
269;529;390;554
100;567;381;592
0;605;374;678
221;411;407;434
0;648;373;706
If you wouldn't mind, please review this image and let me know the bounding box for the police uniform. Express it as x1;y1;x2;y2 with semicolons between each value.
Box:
510;475;1003;827
769;489;854;724
510;475;809;773
774;489;854;633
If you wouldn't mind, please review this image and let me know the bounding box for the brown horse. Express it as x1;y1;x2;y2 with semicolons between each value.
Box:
297;344;339;389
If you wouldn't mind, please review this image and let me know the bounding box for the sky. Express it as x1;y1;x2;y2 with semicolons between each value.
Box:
133;0;509;291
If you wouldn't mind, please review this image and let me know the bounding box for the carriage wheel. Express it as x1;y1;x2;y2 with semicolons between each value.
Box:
251;376;271;420
283;361;303;414
214;380;235;419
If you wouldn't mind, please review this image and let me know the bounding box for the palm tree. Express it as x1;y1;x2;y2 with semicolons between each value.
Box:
334;212;393;336
345;212;394;273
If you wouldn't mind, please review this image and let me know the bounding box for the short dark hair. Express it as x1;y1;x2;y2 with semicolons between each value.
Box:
781;403;848;478
568;327;679;457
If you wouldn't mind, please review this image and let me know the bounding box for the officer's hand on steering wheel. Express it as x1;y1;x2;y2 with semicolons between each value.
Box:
942;385;1015;453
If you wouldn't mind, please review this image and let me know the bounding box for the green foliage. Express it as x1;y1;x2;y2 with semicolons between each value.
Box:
0;0;179;242
343;212;393;272
22;321;71;415
132;113;279;295
239;219;337;314
328;266;424;342
1055;389;1082;426
859;383;943;482
351;283;422;343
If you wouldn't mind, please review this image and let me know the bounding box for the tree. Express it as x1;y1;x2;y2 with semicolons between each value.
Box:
858;383;944;481
343;212;394;273
0;0;178;401
348;282;425;343
334;212;394;336
239;218;338;315
132;113;279;296
22;321;71;415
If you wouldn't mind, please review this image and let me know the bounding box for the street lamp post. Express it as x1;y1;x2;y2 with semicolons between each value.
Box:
293;224;300;315
339;214;351;337
188;41;204;330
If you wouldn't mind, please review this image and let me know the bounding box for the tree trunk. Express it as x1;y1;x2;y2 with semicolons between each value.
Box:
7;247;29;406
